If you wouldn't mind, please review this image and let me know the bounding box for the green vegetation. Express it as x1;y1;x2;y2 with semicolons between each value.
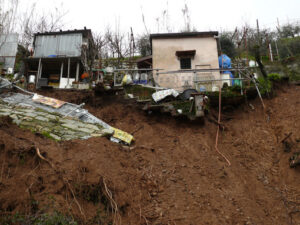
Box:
257;73;285;96
206;85;243;98
41;131;56;141
278;36;300;59
0;211;78;225
257;76;272;95
267;73;281;81
124;85;156;100
172;101;193;114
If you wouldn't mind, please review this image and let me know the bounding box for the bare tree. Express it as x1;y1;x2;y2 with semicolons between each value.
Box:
90;32;108;69
181;1;191;32
104;24;130;68
0;0;19;34
35;4;68;33
93;32;108;59
19;2;68;48
0;0;19;54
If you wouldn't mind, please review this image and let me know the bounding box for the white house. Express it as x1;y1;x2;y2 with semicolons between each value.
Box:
150;32;220;91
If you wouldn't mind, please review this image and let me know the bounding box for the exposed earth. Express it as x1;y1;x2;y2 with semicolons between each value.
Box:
0;84;300;225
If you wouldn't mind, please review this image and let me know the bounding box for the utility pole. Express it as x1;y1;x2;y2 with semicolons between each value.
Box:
265;33;270;60
256;19;261;46
244;27;249;66
275;40;280;61
269;43;274;62
265;33;273;62
276;18;282;38
277;18;281;30
129;27;135;69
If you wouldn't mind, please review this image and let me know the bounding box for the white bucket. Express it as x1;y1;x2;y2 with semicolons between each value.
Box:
29;75;35;84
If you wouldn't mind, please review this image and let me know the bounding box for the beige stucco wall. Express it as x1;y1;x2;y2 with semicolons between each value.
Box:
152;36;221;91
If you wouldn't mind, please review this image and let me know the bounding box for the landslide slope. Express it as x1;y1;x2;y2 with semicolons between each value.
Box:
0;85;299;225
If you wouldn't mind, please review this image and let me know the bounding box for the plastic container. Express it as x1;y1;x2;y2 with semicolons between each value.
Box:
28;75;35;84
140;73;148;84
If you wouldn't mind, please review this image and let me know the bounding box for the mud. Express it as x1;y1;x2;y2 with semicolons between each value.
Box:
0;85;300;225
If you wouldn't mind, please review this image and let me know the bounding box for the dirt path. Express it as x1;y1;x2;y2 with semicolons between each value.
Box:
1;85;300;224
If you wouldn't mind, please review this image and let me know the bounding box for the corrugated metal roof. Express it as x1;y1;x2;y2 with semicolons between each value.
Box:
0;34;18;70
33;33;83;57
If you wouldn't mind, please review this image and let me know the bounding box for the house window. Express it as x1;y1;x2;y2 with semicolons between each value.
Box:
180;58;191;69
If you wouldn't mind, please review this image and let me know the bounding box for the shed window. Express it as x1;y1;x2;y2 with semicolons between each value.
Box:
180;58;191;69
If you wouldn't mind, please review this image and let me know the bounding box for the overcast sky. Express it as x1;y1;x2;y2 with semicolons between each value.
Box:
20;0;300;35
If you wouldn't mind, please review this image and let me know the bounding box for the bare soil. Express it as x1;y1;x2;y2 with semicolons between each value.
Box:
1;85;300;225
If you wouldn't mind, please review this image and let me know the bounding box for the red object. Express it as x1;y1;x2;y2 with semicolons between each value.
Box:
81;72;89;79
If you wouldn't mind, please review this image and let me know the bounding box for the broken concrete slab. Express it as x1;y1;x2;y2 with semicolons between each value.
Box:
35;116;50;122
0;92;134;145
0;101;114;141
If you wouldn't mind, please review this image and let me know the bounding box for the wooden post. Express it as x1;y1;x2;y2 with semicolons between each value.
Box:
269;43;274;62
60;62;64;79
244;27;249;66
36;58;41;88
113;71;116;86
266;34;272;62
239;71;243;95
76;62;79;82
256;19;261;45
155;69;159;92
40;64;43;78
275;40;280;61
67;58;70;87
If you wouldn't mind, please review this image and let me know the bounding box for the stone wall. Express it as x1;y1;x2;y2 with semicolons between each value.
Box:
0;102;113;141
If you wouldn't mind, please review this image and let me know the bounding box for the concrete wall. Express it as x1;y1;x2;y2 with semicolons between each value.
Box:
152;36;220;91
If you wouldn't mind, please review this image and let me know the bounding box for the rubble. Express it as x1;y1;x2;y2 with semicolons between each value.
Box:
0;101;113;141
0;83;133;144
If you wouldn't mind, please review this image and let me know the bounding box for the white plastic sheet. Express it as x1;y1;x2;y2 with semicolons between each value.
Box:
152;89;179;102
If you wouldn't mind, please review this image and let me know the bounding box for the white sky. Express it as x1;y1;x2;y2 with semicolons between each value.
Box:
20;0;300;35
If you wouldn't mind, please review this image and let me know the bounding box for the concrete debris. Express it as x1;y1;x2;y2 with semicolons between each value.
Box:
0;102;112;141
0;91;134;144
152;89;179;103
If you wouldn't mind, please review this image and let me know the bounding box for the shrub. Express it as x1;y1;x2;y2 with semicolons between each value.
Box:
257;76;272;95
267;73;281;81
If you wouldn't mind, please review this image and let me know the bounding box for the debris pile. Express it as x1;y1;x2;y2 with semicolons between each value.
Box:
0;88;133;144
0;102;112;141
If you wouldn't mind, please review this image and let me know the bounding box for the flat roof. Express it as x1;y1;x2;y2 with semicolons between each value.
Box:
24;56;81;62
135;55;152;63
150;31;218;40
34;29;92;38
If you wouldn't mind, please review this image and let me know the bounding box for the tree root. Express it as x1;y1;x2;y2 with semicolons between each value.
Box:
102;178;121;225
35;147;86;221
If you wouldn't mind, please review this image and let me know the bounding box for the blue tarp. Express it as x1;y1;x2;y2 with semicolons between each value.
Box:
218;54;232;69
219;54;234;85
